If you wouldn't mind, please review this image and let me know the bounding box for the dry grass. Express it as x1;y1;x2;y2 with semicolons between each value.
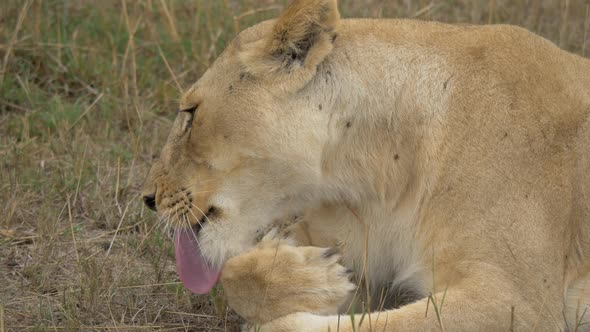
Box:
0;0;588;331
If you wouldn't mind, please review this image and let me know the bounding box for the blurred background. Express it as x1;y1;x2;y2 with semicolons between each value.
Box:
1;0;589;330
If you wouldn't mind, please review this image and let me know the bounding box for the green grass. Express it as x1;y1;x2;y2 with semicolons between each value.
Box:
0;0;588;330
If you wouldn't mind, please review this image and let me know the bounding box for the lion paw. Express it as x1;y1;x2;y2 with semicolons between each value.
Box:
221;241;355;324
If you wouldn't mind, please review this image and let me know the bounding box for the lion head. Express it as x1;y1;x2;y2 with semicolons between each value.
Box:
142;0;343;293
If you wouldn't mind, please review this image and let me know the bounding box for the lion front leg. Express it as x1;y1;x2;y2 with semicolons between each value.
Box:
252;269;561;332
220;239;355;326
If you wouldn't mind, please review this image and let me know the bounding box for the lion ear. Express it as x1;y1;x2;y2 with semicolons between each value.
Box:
239;0;340;89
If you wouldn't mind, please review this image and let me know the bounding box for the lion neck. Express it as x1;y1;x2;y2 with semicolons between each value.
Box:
317;36;450;212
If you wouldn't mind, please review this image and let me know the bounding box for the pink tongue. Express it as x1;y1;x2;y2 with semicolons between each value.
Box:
174;228;221;294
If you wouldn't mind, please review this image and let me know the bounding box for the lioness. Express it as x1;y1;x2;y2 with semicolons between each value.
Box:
142;0;590;330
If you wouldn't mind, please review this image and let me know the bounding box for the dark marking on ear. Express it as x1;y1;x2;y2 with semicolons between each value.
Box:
297;30;319;59
275;26;322;67
394;154;399;160
346;121;352;128
318;104;322;110
289;50;299;62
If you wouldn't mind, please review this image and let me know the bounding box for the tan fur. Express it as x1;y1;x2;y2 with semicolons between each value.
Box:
143;0;590;330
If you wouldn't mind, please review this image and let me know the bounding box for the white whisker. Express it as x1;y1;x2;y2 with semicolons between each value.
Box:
186;207;204;228
190;202;212;224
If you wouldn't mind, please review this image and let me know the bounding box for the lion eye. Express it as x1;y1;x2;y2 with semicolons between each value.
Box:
179;105;198;115
178;105;198;131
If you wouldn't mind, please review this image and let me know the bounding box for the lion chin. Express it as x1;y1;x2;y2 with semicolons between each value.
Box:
142;0;590;330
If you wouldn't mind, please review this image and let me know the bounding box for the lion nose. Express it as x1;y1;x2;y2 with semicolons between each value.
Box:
143;193;157;211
